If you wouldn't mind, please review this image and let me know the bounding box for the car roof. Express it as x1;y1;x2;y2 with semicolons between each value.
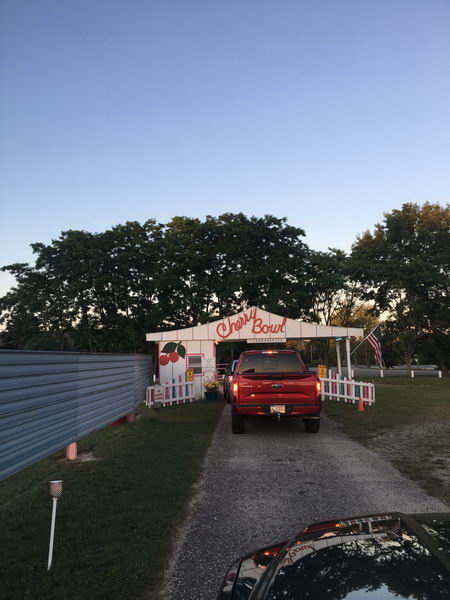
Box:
249;512;450;600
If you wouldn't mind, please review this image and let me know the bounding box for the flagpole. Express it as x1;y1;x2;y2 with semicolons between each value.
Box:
350;324;380;356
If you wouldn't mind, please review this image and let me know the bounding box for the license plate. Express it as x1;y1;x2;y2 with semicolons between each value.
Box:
270;405;285;414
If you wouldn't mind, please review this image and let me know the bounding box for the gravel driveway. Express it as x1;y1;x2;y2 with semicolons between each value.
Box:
162;406;448;600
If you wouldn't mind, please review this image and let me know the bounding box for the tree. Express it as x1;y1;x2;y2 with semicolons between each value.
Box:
0;214;314;352
0;221;166;352
351;202;450;375
157;216;220;327
210;213;312;319
156;213;313;326
0;262;74;350
303;249;369;365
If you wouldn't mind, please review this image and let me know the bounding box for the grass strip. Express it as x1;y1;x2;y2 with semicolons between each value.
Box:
325;377;450;505
0;400;224;600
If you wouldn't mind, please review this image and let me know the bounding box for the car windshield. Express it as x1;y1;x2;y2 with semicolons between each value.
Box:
239;353;304;374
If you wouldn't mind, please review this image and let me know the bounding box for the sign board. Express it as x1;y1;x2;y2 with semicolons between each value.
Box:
186;368;194;382
317;364;327;379
217;308;286;339
203;357;215;372
154;385;165;402
246;338;287;344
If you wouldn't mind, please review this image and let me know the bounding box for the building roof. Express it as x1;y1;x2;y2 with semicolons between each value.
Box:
146;307;364;342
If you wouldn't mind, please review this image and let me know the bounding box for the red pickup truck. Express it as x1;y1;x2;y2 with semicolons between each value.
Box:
228;349;321;434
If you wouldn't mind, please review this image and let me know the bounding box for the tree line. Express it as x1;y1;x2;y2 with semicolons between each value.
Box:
1;204;449;374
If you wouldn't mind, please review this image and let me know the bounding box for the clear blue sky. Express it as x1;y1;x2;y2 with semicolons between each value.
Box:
1;0;449;295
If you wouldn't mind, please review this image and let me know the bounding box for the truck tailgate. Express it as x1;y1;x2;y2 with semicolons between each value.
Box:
237;373;318;404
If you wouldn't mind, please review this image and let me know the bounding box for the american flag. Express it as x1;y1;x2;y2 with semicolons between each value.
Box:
366;325;383;366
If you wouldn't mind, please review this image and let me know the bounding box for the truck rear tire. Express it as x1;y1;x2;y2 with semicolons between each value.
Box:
232;413;245;434
304;419;320;433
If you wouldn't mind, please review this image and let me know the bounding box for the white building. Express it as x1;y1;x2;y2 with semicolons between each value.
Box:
146;307;363;399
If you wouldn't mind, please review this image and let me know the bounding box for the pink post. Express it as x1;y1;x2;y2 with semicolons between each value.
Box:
66;442;77;461
363;384;369;403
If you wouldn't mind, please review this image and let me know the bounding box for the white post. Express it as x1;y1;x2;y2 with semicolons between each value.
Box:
47;480;63;571
411;369;414;378
380;369;384;378
438;370;442;378
345;337;352;380
336;339;342;376
47;497;58;570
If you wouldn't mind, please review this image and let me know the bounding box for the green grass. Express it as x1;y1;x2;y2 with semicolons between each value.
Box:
0;400;224;600
325;377;450;504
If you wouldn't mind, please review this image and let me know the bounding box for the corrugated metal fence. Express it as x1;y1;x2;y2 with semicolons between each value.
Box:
0;350;152;481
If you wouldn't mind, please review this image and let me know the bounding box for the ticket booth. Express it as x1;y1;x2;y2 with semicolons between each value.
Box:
146;307;363;399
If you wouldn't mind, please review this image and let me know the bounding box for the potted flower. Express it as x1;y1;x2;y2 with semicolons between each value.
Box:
204;378;220;401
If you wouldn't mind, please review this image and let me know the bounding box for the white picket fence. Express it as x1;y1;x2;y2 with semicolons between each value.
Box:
320;372;375;406
145;371;375;409
145;378;195;407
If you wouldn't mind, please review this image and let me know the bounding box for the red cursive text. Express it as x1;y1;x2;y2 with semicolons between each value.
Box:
216;309;286;339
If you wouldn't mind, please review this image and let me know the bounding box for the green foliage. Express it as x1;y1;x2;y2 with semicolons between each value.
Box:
307;249;351;325
1;205;448;372
0;214;314;352
351;202;450;373
156;213;312;324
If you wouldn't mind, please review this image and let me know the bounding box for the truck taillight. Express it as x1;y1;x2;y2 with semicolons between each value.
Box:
316;382;321;393
233;382;238;393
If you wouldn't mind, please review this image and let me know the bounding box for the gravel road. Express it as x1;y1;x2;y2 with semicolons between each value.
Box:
162;407;448;600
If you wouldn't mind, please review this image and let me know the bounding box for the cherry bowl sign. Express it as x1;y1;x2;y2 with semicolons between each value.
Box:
216;308;287;340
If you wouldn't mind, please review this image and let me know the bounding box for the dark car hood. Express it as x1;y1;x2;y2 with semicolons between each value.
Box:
220;513;450;600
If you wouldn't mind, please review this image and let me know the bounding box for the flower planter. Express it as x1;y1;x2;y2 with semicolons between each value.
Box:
204;390;219;401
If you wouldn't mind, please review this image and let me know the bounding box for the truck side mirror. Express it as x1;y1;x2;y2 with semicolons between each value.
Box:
224;368;232;376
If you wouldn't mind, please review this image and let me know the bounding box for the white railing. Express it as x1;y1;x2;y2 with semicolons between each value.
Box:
145;378;195;407
320;372;375;406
